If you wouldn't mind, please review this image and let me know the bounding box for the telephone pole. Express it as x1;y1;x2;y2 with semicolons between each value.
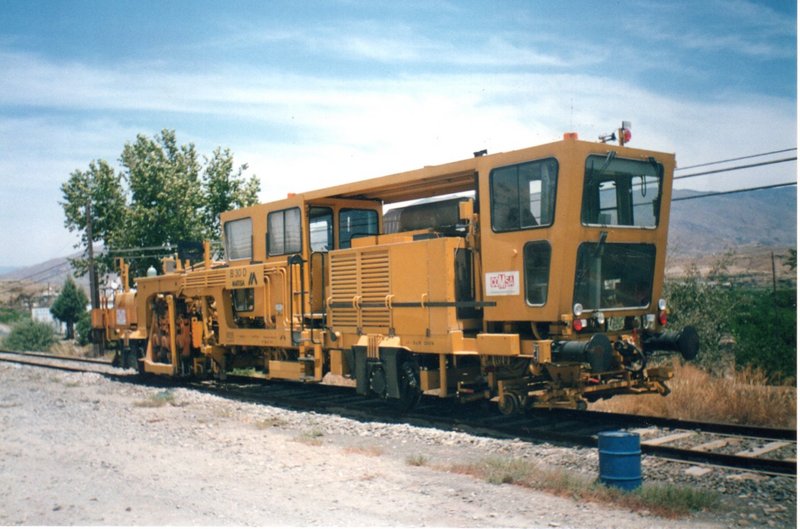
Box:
86;201;104;357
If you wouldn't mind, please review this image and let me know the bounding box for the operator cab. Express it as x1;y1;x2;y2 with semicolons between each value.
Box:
221;198;382;263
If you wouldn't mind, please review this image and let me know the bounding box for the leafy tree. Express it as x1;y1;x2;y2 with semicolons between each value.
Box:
60;130;260;281
60;159;126;277
114;130;207;277
202;147;261;239
50;277;89;340
3;319;55;352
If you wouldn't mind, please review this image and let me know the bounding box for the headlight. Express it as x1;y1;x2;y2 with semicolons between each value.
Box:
658;298;667;311
573;303;584;317
593;311;605;325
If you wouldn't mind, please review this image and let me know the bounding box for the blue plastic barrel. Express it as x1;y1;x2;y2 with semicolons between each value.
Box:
598;431;642;490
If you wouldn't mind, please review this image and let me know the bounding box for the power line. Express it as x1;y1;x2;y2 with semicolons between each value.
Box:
0;262;74;296
109;245;177;254
1;260;71;283
674;157;796;181
676;148;797;171
672;182;796;202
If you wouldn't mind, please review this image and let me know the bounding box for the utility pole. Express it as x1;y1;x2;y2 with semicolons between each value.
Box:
771;251;777;294
86;201;104;357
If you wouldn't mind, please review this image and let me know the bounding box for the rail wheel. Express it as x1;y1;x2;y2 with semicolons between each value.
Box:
498;391;522;416
392;360;421;413
122;343;141;370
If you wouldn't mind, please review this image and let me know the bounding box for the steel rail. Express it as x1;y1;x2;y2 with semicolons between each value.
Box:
0;355;107;374
549;408;797;441
0;349;113;365
640;444;795;476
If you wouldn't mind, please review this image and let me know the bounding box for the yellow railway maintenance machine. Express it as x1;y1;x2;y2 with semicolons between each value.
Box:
96;131;698;413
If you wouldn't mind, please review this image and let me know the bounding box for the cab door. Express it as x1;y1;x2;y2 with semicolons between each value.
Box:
308;206;333;316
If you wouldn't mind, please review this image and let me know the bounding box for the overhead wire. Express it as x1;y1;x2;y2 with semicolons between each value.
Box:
671;148;796;201
0;260;75;295
676;147;797;171
674;157;796;181
1;259;71;283
672;182;797;202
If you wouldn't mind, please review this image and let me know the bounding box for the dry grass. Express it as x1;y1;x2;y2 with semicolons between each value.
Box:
49;340;101;359
254;416;289;430
294;428;325;446
343;446;384;457
448;456;719;518
405;454;429;467
133;390;178;408
591;361;796;428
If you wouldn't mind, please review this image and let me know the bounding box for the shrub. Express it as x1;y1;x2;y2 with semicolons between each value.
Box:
0;307;25;324
731;288;796;382
405;454;429;467
663;265;739;371
3;319;56;352
134;390;177;408
75;311;92;346
665;260;796;382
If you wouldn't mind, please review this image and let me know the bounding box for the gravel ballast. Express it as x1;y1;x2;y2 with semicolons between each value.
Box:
0;363;794;528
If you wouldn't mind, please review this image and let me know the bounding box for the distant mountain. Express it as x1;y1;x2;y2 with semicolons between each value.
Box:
668;187;796;255
1;188;795;290
0;251;91;294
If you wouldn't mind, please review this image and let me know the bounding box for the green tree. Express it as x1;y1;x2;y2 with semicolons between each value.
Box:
202;147;261;239
50;277;89;340
115;130;207;277
60;130;260;281
60;159;126;277
3;319;55;352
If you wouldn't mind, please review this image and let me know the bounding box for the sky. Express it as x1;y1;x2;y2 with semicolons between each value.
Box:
0;0;796;268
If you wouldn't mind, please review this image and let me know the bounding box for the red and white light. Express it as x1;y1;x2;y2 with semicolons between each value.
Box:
619;121;632;145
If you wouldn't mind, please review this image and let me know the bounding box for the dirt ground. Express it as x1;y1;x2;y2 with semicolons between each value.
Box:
0;363;785;528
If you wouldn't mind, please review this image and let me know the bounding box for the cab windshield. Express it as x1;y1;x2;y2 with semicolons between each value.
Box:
573;243;655;311
582;155;662;228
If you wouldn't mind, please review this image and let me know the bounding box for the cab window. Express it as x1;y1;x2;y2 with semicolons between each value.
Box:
491;158;558;232
268;208;302;256
224;218;252;261
524;241;551;306
309;207;334;252
339;209;378;249
582;155;662;227
232;288;255;312
573;243;656;310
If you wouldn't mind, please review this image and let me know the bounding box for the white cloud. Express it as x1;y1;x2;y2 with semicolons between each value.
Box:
0;30;794;266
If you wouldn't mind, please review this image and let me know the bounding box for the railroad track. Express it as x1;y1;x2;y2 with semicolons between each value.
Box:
0;348;118;374
2;352;795;476
195;378;797;477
